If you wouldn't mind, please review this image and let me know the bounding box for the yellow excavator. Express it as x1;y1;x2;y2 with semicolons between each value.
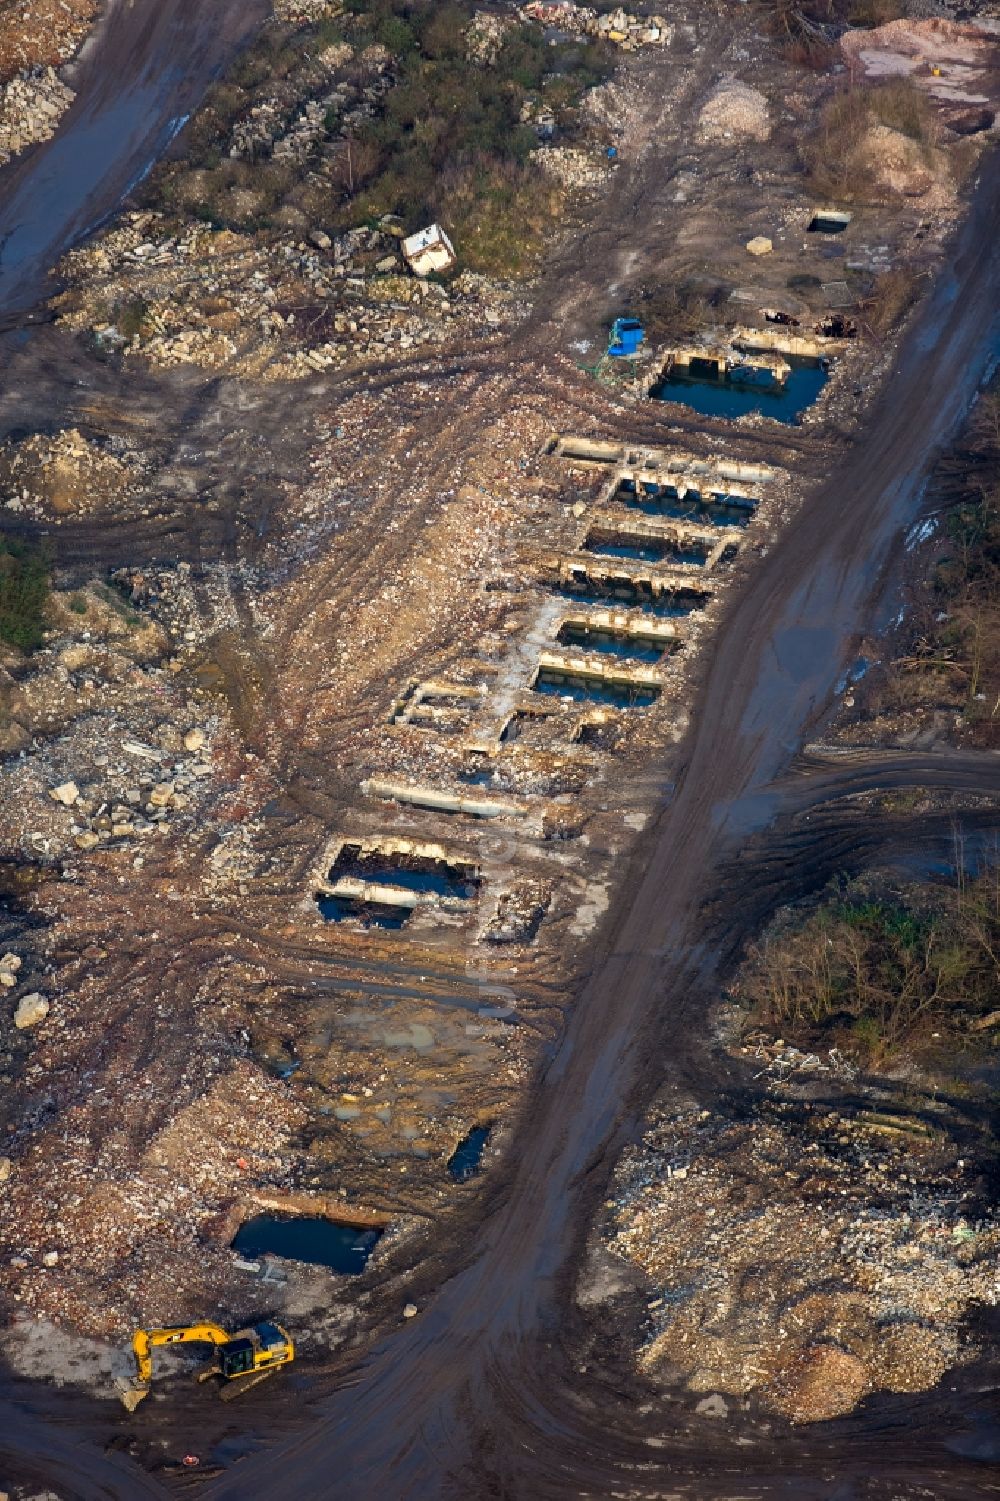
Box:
119;1320;294;1411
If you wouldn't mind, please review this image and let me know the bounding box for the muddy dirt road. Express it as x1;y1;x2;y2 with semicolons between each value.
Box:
0;0;268;326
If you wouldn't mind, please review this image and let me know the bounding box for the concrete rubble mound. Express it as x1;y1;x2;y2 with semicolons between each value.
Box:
0;67;75;167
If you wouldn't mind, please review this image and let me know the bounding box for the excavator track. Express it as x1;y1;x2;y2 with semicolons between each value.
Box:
218;1366;279;1402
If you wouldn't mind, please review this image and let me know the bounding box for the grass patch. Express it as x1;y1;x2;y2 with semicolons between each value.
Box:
0;538;50;653
801;79;938;202
141;0;613;276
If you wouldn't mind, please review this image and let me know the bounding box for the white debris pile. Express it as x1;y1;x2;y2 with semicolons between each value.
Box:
0;66;74;167
521;2;669;49
698;79;771;143
0;428;149;518
604;1085;1000;1424
273;0;343;19
533;143;610;192
53;211;515;377
465;11;518;63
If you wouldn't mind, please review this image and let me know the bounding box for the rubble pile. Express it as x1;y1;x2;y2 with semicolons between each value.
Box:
534;143;611;192
54;212;516;376
0;1061;308;1335
604;1037;1000;1422
273;0;344;21
698;79;771;143
465;11;518;64
521;2;670;50
229;60;356;162
0;67;75;168
484;881;552;944
0;428;148;518
0;0;96;80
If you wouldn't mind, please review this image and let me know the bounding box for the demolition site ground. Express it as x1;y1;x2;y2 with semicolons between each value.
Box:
0;0;999;1495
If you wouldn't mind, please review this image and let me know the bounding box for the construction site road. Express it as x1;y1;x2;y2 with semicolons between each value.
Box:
0;0;268;328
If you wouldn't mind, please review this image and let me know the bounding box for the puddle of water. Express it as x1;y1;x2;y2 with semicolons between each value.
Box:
458;767;495;788
556;621;667;663
533;668;659;708
328;849;479;901
834;655;872;694
315;893;409;929
231;1215;382;1274
650;358;829;425
617;480;754;528
583;530;711;568
447;1125;491;1182
555;584;706;619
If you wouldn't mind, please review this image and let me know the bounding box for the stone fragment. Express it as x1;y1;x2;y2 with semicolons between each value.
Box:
183;727;206;752
14;992;49;1029
746;236;773;256
50;781;80;806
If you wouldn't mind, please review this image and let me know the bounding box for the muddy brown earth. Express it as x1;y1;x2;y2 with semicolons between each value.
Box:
0;1;999;1497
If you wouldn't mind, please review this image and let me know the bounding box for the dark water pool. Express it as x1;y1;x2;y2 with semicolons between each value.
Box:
232;1215;382;1274
533;669;658;708
557;622;666;663
650;359;828;424
555;585;707;619
617;480;755;528
315;893;409;929
448;1125;491;1182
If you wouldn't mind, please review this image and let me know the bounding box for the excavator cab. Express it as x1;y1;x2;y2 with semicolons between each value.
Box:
119;1320;294;1410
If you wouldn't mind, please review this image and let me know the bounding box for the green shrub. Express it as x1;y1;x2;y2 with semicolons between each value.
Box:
0;539;50;652
743;874;1000;1066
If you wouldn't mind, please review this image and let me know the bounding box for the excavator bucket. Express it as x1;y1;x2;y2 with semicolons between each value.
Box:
116;1378;150;1412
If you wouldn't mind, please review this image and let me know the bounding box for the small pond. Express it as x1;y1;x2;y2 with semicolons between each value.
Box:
232;1215;382;1274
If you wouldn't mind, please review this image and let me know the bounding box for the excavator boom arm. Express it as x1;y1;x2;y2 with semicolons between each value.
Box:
132;1324;233;1387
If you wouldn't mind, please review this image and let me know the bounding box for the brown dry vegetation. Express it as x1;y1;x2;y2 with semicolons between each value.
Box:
801;78;940;202
740;872;1000;1068
860;391;1000;741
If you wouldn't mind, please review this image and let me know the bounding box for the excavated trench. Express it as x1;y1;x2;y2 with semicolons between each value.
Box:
231;1216;383;1276
616;477;757;526
582;523;715;567
651;355;829;424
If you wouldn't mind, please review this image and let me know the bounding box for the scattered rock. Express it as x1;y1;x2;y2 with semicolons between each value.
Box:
746;236;773;257
402;1302;418;1319
14;993;50;1029
183;727;206;753
49;781;80;806
695;1393;729;1418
